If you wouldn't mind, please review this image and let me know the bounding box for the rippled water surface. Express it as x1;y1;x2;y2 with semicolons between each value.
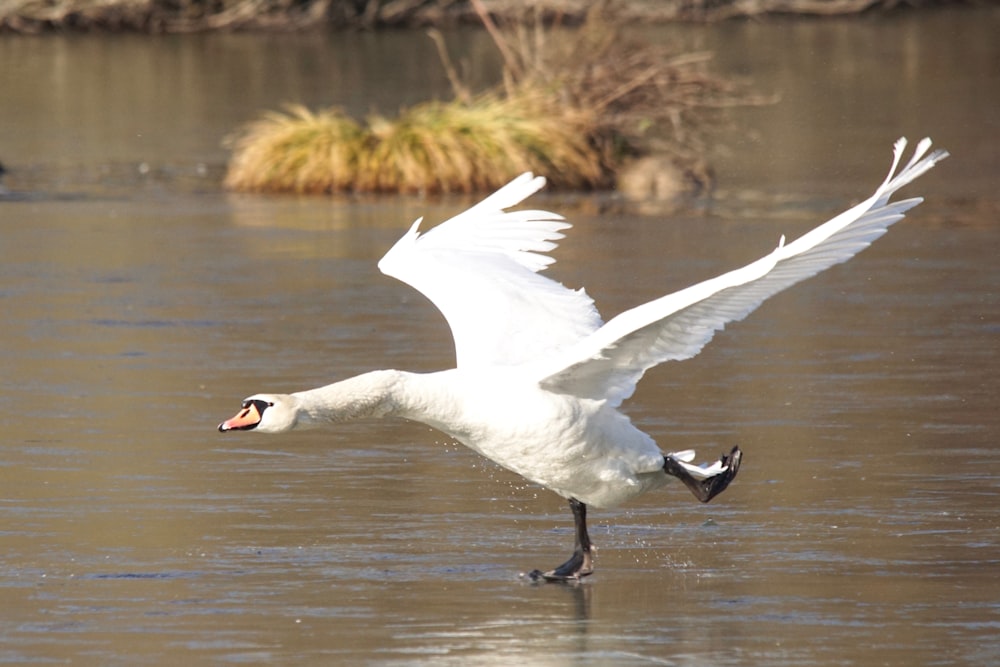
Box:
2;8;999;666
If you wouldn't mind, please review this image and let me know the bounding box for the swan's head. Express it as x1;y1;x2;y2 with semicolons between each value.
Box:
217;394;298;434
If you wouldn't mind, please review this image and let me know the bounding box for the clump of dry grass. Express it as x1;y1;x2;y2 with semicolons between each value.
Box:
224;105;366;193
225;4;750;194
225;95;602;194
358;93;601;193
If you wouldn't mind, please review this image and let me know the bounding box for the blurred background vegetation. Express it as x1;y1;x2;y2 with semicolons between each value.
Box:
223;4;757;193
0;0;965;33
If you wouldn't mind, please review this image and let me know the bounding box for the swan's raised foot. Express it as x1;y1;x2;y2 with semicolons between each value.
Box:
664;446;742;503
526;548;594;583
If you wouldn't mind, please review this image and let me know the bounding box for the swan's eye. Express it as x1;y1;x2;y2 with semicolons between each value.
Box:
242;399;272;411
247;398;273;414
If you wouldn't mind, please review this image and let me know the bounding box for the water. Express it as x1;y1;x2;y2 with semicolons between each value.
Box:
2;8;999;665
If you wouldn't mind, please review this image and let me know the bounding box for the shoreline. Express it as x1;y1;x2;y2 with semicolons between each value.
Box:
0;0;965;34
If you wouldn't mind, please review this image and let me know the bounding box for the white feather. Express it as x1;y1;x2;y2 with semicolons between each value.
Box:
534;137;948;406
378;172;602;369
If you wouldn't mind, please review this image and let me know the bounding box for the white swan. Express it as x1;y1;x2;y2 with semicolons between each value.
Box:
219;138;947;581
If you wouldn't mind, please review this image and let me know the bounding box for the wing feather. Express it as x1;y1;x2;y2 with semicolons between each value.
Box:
378;173;602;369
536;138;948;405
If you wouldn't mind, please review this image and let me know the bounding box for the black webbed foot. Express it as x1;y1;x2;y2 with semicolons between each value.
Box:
527;547;593;583
664;446;742;503
525;498;594;583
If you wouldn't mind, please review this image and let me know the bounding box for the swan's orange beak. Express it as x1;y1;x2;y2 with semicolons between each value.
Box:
218;401;263;432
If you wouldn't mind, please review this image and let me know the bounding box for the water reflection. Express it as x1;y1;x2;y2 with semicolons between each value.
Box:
2;7;999;666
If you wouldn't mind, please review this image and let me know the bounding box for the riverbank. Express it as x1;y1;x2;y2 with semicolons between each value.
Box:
0;0;965;33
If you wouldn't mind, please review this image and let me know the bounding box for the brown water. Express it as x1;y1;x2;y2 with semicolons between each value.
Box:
2;8;999;666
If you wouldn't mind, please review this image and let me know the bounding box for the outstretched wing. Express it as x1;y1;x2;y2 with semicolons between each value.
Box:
536;137;948;406
378;173;602;370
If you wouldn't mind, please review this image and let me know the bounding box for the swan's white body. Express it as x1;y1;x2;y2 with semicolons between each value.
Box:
221;138;946;512
266;368;670;508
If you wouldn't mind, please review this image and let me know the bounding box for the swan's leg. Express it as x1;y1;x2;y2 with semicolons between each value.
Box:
528;498;594;582
664;446;742;503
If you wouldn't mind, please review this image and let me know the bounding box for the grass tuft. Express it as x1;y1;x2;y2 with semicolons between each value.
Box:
224;105;366;194
224;5;753;194
226;94;605;194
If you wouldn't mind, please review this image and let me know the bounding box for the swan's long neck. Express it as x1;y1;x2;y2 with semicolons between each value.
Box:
292;368;465;428
291;370;409;427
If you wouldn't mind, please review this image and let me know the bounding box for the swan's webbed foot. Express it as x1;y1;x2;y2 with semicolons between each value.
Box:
526;498;594;583
664;446;742;503
527;547;593;582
